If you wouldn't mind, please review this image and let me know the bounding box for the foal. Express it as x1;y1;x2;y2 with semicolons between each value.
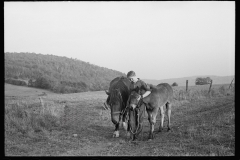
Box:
128;83;173;140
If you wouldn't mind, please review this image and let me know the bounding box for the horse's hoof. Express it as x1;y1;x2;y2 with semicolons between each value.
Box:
131;136;140;143
167;128;171;132
113;131;119;138
148;134;154;140
113;134;119;138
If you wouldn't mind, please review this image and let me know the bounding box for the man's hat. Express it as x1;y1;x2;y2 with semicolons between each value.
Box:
127;71;136;78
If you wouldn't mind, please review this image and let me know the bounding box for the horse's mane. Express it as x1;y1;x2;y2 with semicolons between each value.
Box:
109;89;121;105
109;76;131;105
110;76;130;93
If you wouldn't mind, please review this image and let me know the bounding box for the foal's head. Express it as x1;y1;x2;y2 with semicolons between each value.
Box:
127;91;145;140
128;91;141;110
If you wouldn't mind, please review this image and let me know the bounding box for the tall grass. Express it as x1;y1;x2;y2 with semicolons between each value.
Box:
5;102;63;138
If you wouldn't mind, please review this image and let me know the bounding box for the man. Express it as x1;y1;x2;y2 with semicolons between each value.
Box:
127;71;151;101
104;71;151;109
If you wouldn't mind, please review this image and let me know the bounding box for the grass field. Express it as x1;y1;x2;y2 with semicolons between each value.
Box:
5;83;235;156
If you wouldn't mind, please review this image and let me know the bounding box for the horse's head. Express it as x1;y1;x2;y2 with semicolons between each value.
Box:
105;88;124;124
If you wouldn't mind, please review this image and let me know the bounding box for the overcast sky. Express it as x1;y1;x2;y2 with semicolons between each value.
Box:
4;1;235;80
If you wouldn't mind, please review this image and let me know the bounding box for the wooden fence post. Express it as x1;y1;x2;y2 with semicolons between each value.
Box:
229;78;234;89
208;80;213;94
39;97;44;107
186;80;188;92
39;97;45;114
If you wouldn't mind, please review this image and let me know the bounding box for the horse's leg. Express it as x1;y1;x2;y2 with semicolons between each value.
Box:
113;123;120;137
112;113;121;138
122;110;131;139
166;102;172;131
122;120;128;131
158;105;165;132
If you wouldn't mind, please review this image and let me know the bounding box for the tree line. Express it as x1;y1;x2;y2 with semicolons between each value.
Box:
5;52;125;93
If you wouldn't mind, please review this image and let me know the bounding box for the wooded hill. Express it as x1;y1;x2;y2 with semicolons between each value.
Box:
5;52;125;93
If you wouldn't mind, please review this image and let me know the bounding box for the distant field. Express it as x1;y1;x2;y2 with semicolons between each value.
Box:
144;75;234;86
173;83;231;91
5;83;55;97
5;83;234;156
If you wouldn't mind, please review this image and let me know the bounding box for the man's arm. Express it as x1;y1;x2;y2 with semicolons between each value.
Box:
137;80;151;100
142;90;151;98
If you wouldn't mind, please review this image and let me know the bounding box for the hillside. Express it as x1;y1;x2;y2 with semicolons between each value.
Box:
143;75;234;86
4;52;125;93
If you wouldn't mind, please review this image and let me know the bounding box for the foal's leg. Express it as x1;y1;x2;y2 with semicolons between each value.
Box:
158;105;165;132
147;111;153;140
166;102;172;131
147;107;159;140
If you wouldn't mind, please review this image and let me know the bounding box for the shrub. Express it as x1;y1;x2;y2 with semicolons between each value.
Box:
195;77;212;85
5;78;28;86
35;76;52;89
218;86;226;96
172;82;178;86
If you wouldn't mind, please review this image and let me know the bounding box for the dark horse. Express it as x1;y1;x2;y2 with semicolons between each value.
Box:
105;76;133;138
127;83;173;141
